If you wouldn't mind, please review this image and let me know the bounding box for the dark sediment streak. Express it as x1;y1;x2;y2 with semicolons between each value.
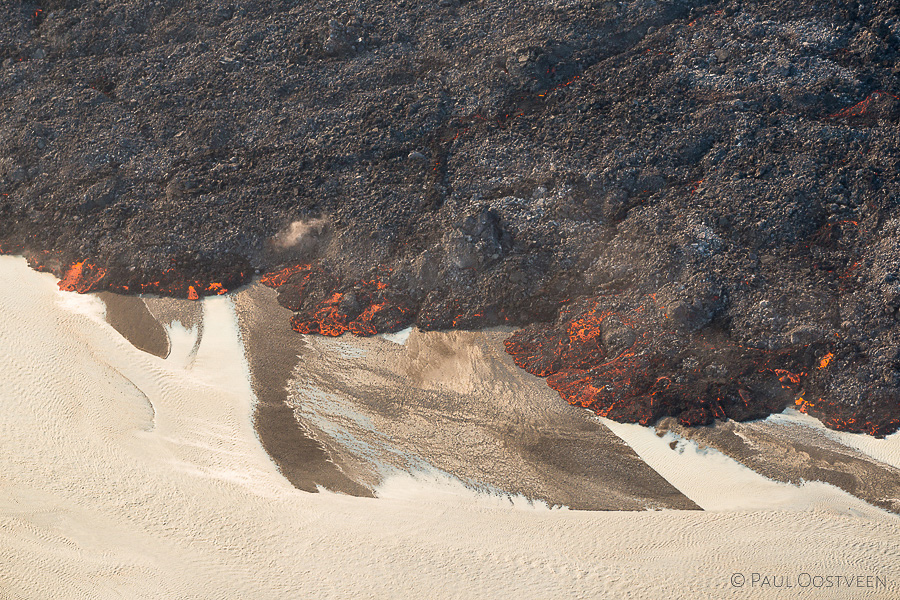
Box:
234;286;373;496
278;322;702;509
99;292;170;358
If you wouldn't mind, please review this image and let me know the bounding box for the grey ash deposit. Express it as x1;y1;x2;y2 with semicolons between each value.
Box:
1;0;899;433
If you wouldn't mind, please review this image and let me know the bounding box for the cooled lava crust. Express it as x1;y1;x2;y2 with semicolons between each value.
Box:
2;0;899;435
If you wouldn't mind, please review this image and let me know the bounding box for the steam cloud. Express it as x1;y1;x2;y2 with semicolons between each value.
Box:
273;218;329;250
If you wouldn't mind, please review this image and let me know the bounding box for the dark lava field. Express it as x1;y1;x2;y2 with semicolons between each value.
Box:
1;0;899;434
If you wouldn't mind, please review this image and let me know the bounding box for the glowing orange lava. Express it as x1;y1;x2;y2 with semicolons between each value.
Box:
261;264;311;288
58;261;108;293
830;91;899;119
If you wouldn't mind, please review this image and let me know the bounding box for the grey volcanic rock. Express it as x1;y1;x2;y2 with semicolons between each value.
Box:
1;0;899;433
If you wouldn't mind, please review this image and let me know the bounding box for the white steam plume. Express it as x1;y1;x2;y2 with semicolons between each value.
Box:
273;218;329;250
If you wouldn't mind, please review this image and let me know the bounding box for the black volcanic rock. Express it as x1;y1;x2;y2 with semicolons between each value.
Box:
2;0;899;434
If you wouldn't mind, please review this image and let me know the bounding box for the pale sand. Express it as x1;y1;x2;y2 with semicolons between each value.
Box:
1;255;899;599
652;414;900;512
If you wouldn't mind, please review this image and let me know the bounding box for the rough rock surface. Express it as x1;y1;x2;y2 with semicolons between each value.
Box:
1;0;899;434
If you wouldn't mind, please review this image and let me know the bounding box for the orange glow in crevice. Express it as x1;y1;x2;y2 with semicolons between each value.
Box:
830;91;899;119
260;264;311;288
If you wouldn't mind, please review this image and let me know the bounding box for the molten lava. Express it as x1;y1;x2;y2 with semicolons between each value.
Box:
504;296;811;427
58;261;108;293
830;91;899;121
262;264;415;337
261;264;311;288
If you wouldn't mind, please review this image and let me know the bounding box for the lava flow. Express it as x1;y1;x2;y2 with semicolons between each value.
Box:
58;261;108;293
830;91;899;122
504;296;815;428
795;395;900;438
28;249;898;437
56;260;237;298
261;263;415;337
15;249;251;300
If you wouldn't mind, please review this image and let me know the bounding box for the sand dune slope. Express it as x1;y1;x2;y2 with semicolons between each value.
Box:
1;256;898;600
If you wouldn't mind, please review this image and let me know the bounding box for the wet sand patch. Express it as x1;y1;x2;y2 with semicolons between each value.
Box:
84;277;900;513
142;297;203;334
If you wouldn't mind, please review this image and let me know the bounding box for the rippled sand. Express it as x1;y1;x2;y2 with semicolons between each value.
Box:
1;255;899;599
